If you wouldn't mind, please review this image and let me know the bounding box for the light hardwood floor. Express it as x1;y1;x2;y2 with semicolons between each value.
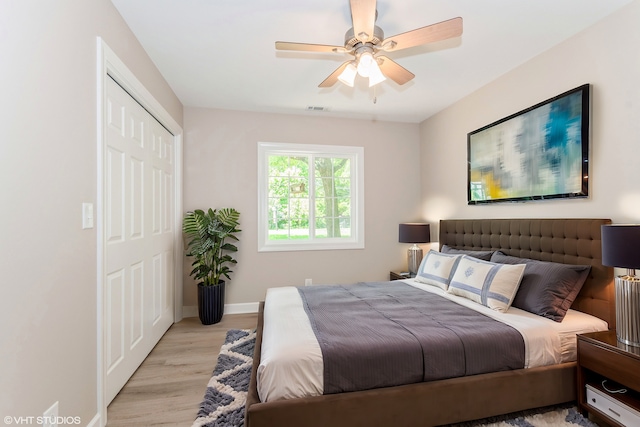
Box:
106;313;258;426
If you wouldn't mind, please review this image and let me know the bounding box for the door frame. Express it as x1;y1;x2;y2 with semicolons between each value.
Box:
96;37;184;425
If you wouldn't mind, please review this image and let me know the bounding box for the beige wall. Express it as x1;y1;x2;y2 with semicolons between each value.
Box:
183;108;422;306
0;0;182;424
420;0;640;234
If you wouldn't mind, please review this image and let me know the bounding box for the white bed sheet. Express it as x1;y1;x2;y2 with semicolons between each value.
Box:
257;280;608;403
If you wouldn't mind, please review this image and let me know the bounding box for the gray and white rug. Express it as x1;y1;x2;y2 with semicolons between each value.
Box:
192;329;255;427
444;403;597;427
193;329;597;427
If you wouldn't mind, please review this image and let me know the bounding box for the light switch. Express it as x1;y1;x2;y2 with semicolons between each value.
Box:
82;202;94;229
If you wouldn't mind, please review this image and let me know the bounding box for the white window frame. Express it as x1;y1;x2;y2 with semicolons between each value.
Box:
258;142;365;252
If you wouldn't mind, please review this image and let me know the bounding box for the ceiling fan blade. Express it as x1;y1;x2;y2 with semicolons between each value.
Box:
276;41;347;53
377;56;415;85
318;61;351;88
350;0;377;42
381;17;463;52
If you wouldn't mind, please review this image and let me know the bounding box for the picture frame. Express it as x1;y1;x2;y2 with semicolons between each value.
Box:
467;84;590;204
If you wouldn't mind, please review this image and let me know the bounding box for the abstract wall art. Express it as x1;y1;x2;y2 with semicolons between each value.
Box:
467;84;590;204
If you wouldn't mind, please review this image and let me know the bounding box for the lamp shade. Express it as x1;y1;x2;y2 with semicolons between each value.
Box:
338;62;357;87
357;52;375;77
601;224;640;269
399;223;431;244
367;62;386;87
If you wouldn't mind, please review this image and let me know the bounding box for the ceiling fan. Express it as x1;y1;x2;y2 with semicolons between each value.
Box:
275;0;463;88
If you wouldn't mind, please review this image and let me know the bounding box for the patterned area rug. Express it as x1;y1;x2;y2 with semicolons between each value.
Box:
444;404;598;426
193;329;598;427
192;329;255;427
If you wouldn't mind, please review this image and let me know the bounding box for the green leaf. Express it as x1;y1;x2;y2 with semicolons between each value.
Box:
183;207;241;286
221;243;238;252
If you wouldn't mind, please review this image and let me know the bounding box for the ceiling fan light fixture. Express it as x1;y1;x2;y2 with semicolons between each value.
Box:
356;51;375;77
338;62;357;87
368;62;386;87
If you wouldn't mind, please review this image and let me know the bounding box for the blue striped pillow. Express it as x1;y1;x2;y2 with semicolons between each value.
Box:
447;255;526;312
414;250;462;290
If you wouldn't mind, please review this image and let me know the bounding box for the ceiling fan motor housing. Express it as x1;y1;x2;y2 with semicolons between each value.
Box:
344;25;384;50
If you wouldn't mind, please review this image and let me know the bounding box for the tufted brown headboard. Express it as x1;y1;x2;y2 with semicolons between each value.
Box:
439;218;615;329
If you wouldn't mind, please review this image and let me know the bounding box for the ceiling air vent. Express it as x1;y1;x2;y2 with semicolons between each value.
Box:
306;106;329;112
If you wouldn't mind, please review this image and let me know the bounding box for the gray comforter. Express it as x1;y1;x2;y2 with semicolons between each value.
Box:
298;281;525;394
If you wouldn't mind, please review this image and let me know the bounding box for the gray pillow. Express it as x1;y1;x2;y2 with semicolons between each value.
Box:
490;252;591;322
441;244;494;261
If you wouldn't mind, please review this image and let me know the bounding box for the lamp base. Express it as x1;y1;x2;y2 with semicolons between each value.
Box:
615;275;640;347
407;244;423;276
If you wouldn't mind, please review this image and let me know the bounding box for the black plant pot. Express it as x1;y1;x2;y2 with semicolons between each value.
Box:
198;281;225;325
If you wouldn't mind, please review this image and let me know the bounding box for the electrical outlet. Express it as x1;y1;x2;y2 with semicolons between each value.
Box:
42;401;58;427
305;278;312;286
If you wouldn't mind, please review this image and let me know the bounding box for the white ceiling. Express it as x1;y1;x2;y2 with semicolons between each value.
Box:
110;0;632;123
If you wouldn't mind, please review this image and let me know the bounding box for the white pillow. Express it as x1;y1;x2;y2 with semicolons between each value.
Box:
447;255;526;312
414;250;462;290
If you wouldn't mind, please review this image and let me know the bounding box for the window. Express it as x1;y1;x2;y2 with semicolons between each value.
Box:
258;142;364;252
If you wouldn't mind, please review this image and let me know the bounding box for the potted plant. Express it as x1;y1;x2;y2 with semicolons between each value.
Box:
183;208;241;325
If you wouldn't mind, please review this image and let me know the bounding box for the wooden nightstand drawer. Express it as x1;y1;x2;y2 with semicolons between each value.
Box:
577;331;640;426
578;339;640;389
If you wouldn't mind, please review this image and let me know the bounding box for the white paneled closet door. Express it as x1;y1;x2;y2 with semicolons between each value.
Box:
104;76;175;404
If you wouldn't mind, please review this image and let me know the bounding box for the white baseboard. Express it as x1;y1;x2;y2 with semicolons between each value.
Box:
182;302;260;318
225;302;260;314
86;413;101;427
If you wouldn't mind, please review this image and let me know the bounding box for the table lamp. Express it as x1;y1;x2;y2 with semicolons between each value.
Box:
601;224;640;347
399;223;431;275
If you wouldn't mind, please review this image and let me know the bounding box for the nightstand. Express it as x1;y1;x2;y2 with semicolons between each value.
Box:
577;330;640;426
389;271;413;281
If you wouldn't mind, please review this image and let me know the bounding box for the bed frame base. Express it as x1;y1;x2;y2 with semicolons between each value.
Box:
247;302;576;427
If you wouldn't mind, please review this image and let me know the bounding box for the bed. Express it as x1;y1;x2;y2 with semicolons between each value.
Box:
246;218;615;427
